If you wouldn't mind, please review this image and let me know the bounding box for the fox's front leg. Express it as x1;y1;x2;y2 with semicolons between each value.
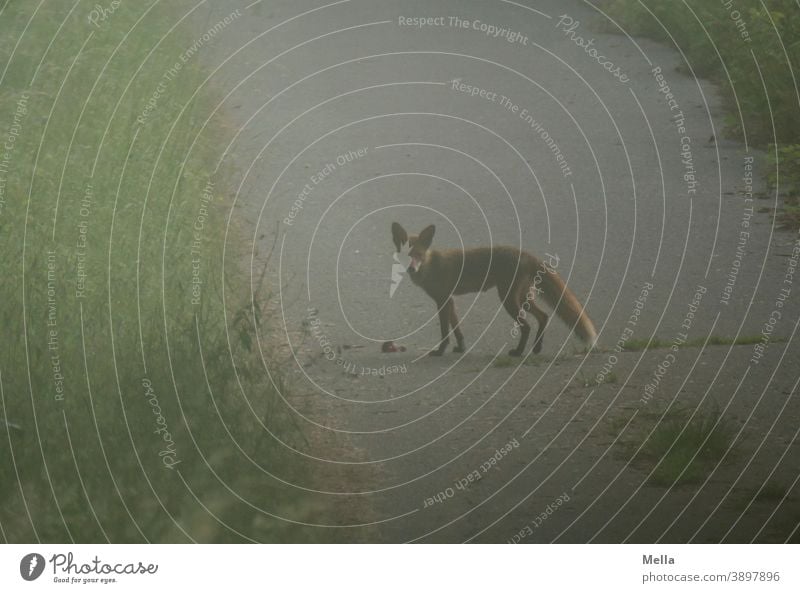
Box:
448;298;465;353
428;300;451;356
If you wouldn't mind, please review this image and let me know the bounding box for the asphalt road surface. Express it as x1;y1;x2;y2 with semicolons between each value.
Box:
191;0;800;542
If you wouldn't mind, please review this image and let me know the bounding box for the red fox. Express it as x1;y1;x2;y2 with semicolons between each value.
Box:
391;222;598;356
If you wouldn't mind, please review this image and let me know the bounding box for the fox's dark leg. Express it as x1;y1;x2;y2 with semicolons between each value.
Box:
528;300;549;354
448;298;465;353
428;299;450;356
502;293;530;357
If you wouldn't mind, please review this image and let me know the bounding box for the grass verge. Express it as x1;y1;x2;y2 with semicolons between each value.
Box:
600;0;800;226
0;3;310;542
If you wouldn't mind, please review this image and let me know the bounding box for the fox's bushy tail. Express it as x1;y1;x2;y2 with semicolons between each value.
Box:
535;261;598;346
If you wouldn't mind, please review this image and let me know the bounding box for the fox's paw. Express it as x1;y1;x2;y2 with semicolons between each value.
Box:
508;348;524;357
532;340;543;354
428;349;445;357
453;345;465;354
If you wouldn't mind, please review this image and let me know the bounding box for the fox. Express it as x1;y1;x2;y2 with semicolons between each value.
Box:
391;222;598;357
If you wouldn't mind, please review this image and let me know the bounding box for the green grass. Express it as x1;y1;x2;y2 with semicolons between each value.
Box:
622;334;772;351
753;480;794;503
632;406;740;487
624;338;671;351
492;351;567;368
701;335;763;347
601;371;618;384
575;370;617;387
600;0;800;226
727;481;799;541
0;3;306;542
729;479;796;509
493;356;518;368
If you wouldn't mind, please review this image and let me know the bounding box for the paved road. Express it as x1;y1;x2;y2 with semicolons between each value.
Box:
191;0;800;542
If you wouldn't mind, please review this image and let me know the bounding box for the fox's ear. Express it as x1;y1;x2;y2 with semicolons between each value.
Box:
391;222;408;252
417;224;435;248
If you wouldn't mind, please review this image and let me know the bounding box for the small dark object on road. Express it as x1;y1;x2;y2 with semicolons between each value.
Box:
382;341;406;353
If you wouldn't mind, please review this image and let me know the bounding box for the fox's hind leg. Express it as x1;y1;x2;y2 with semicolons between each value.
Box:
497;286;531;356
528;300;549;354
448;298;465;353
503;298;531;356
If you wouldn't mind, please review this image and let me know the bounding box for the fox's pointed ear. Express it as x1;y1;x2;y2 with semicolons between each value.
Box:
391;222;408;252
418;224;435;248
